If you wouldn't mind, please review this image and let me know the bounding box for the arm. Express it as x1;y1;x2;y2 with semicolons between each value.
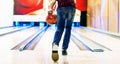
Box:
74;0;76;4
48;0;56;10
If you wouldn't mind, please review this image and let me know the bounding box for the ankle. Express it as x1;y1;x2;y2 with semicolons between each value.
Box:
52;44;58;51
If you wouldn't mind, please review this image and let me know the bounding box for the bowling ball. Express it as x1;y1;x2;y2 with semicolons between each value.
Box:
46;11;57;25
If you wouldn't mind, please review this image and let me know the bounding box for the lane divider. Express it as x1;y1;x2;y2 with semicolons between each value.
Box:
72;29;112;52
80;26;120;39
71;33;93;51
0;26;13;29
23;26;49;50
11;27;44;50
71;36;88;50
0;26;31;36
11;26;49;51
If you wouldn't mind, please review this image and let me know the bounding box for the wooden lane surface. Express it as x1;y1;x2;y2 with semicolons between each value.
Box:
12;27;99;64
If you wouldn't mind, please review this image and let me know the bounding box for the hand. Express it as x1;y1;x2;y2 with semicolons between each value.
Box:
48;9;53;15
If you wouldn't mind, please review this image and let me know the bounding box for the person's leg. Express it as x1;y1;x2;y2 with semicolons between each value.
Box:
52;7;67;61
52;7;66;46
62;6;76;53
80;11;87;27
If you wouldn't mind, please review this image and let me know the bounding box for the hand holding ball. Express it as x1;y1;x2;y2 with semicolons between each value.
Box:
46;11;57;25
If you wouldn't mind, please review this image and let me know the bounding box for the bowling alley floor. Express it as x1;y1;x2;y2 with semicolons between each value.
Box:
0;26;120;64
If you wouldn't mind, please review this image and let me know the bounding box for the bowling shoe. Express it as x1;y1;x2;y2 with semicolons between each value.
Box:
62;50;67;55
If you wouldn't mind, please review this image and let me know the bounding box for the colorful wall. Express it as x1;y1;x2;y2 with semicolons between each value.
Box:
13;0;80;22
13;0;120;33
87;0;120;33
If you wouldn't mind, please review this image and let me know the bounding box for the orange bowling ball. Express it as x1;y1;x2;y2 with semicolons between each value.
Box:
46;11;57;25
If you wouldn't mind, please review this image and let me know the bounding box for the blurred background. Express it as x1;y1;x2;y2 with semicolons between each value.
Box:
0;0;120;33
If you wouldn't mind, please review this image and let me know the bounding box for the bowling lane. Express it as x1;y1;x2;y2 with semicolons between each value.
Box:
18;26;49;50
72;31;110;52
73;27;120;51
0;26;46;50
12;26;100;64
2;26;120;64
0;27;43;51
11;27;44;49
11;26;56;64
0;26;45;64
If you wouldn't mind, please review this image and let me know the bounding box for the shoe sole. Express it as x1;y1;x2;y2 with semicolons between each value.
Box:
52;51;59;62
